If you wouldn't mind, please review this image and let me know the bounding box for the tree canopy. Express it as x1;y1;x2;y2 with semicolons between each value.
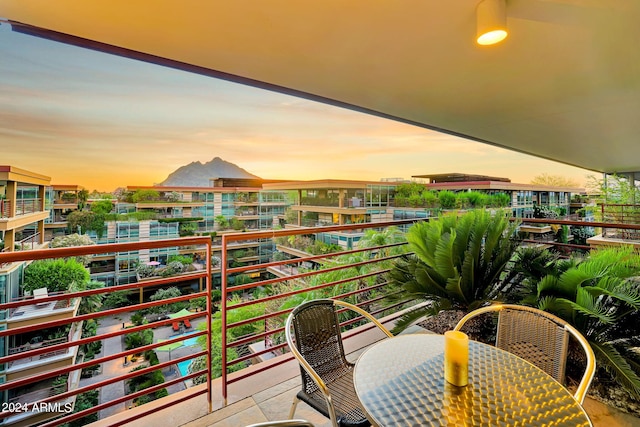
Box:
90;199;113;215
67;211;105;238
530;173;579;188
51;233;96;265
24;258;89;293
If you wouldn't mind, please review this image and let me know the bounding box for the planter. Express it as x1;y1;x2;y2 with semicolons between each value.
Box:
519;225;552;234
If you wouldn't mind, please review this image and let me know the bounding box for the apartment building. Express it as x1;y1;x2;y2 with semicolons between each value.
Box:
0;166;49;253
84;178;288;287
262;175;584;249
0;166;80;426
44;184;84;241
262;179;400;226
415;173;580;218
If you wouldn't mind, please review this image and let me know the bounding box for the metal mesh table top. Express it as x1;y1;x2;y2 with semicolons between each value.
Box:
353;334;592;427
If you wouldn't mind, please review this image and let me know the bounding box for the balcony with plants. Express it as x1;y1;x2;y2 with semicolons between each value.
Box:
1;211;640;425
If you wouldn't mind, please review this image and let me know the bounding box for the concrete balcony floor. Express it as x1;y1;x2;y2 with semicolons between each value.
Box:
93;327;640;427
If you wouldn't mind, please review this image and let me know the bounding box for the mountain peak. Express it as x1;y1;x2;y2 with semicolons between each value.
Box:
158;158;260;187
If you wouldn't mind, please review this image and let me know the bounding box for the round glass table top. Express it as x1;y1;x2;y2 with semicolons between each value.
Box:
353;334;591;427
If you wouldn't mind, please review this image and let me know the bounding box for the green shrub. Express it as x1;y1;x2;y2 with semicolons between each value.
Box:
158;217;203;223
103;290;131;309
437;190;457;209
390;209;521;331
179;222;198;236
230;218;244;230
124;329;154;354
136;263;157;278
488;193;511;207
67;210;106;237
421;190;438;207
144;350;160;366
131;189;160;202
90;199;113;215
50;233;96;266
168;254;193;265
59;390;99;427
24;258;89;293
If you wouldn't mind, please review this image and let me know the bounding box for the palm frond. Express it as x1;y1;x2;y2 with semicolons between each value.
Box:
445;276;467;305
390;303;440;335
556;267;603;298
406;221;437;267
558;294;615;325
537;295;565;314
584;281;640;309
434;230;458;279
482;212;504;265
452;213;473;267
537;275;560;297
590;341;640;399
460;250;475;301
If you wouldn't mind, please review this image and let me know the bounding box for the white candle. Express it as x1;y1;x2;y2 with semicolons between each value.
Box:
444;330;469;386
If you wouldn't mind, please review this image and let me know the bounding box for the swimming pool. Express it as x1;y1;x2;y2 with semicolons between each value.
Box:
177;359;192;377
182;336;199;347
167;331;200;348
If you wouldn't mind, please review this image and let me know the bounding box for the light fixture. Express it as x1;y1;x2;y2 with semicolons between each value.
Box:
476;0;508;46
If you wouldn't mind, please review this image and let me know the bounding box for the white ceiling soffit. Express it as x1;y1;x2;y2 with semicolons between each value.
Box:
2;0;640;175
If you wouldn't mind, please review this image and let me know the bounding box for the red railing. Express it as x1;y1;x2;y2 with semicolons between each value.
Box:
219;219;423;404
600;204;640;239
0;237;213;426
514;216;640;251
2;213;640;424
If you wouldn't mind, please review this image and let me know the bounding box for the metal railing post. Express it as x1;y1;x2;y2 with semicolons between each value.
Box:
221;233;228;405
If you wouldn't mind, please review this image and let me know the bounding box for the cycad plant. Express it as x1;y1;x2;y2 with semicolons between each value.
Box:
523;246;640;399
389;209;521;331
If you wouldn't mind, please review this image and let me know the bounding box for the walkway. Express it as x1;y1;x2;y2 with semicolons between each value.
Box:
79;314;204;420
79;314;131;419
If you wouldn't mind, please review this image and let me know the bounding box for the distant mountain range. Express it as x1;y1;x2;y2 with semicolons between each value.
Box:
157;157;260;187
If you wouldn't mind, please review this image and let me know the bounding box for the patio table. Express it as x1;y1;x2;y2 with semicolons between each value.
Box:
353;334;592;426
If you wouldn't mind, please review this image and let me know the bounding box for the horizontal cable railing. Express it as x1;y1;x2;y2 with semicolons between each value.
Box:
15;198;43;216
219;214;640;403
219;219;424;403
0;199;8;218
513;216;640;252
3;211;640;424
0;237;213;426
600;204;640;239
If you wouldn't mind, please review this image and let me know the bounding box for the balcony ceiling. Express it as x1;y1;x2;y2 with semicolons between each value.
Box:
2;1;640;175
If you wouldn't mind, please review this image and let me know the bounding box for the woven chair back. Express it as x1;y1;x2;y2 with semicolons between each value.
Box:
497;308;569;382
290;300;351;396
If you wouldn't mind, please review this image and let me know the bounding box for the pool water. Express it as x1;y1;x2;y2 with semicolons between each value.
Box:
182;336;199;347
168;331;199;348
177;360;192;377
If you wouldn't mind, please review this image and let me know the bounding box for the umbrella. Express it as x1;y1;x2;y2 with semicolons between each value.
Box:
145;261;161;266
168;308;192;319
156;340;183;351
156;339;183;374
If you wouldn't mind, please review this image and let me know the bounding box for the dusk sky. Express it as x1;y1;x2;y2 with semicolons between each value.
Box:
0;22;594;192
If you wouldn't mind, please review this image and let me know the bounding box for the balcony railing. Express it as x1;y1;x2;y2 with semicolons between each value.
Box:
0;237;213;426
219;219;423;404
0;199;7;218
1;214;640;425
601;204;640;239
0;198;43;217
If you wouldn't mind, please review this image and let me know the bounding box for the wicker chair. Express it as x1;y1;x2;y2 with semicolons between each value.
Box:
453;304;596;404
245;420;315;427
285;299;393;427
